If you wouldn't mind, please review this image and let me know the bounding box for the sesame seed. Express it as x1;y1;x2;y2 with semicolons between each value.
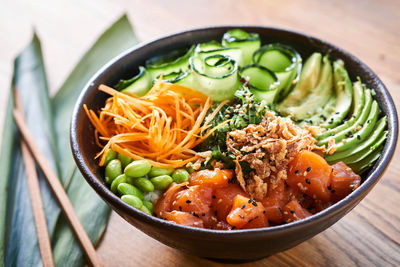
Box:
212;195;216;199
290;209;295;214
331;190;336;193
179;206;182;211
248;199;253;203
305;179;311;184
252;201;258;207
307;167;312;172
186;200;191;204
295;170;300;174
357;135;361;140
241;204;246;209
327;185;332;190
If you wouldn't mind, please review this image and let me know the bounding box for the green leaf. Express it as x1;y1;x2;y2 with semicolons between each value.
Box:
2;34;61;267
50;15;138;266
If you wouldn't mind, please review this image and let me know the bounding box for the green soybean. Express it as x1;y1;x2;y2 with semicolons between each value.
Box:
140;205;152;215
172;169;190;183
110;174;127;193
117;183;144;200
118;152;133;169
143;201;154;213
148;166;174;178
104;149;118;166
150;175;173;191
131;177;155;192
121;195;143;209
124;160;151;178
105;159;122;184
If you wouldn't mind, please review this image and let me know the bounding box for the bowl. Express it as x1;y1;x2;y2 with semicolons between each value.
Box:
70;26;398;261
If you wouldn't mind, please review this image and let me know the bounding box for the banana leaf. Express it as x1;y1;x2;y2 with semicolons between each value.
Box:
2;34;61;267
0;14;138;266
51;15;138;266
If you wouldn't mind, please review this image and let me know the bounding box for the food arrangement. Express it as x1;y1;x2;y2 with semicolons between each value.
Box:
84;29;387;230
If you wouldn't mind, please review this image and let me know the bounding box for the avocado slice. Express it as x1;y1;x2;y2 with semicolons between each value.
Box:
279;55;333;120
349;144;384;174
330;100;379;154
318;88;372;146
278;53;322;108
317;81;365;140
325;116;387;163
321;60;353;128
343;129;388;165
298;97;336;126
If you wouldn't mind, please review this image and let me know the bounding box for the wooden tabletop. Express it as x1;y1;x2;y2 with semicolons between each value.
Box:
1;0;400;266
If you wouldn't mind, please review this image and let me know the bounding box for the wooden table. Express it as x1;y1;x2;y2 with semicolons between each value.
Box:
1;0;399;265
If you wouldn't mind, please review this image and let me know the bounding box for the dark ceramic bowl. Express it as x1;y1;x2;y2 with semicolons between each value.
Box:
70;26;398;261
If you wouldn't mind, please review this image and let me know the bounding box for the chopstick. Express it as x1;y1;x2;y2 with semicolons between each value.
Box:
13;94;102;267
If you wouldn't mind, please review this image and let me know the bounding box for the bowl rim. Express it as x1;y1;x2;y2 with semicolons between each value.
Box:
70;25;398;238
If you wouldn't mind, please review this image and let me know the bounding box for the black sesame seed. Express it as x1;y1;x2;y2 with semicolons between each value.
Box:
307;167;312;172
193;212;199;218
202;213;205;216
327;185;332;190
248;218;254;223
357;135;361;140
290;209;295;214
250;114;255;117
179;206;182;211
231;226;236;230
263;210;266;214
305;179;311;184
186;200;191;204
241;204;246;209
214;210;218;216
331;190;336;193
295;170;300;174
248;199;253;203
335;112;340;114
212;195;216;199
252;201;258;207
278;207;282;213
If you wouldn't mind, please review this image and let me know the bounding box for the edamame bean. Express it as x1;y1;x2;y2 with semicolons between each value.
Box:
148;166;174;178
140;205;152;215
110;174;127;193
143;201;154;214
131;177;154;192
118;152;133;169
172;169;190;183
124;160;151;178
104;149;117;166
117;183;144;200
121;195;143;209
105;159;122;184
150;175;173;191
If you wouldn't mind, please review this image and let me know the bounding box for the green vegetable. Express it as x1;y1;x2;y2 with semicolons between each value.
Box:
222;29;261;65
118;152;133;169
253;43;302;101
104;149;118;166
105;159;122;184
117;183;144;200
143;201;154;213
148;166;175;178
150;175;173;190
115;66;152;96
130;177;155;192
140;205;152;215
172;169;190;183
121;195;143;209
110;174;128;193
190;54;240;101
124;160;152;178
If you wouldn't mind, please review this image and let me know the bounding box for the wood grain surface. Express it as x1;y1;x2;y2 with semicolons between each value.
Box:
1;0;400;266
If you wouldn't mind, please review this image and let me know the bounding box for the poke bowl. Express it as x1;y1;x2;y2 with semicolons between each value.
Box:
70;26;398;261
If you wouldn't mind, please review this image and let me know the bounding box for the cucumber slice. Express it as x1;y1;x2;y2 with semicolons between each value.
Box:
318;89;372;146
190;54;239;101
115;66;152;96
146;45;194;79
222;29;261;65
195;41;223;53
196;47;243;67
240;64;280;104
321;60;353;128
253;44;302;102
326;116;387;163
317;81;365;140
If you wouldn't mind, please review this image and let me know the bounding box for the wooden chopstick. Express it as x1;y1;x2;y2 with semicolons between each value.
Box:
13;97;102;267
20;142;55;267
14;89;54;267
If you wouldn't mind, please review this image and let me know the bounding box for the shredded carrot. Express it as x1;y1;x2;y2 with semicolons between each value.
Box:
84;81;228;168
